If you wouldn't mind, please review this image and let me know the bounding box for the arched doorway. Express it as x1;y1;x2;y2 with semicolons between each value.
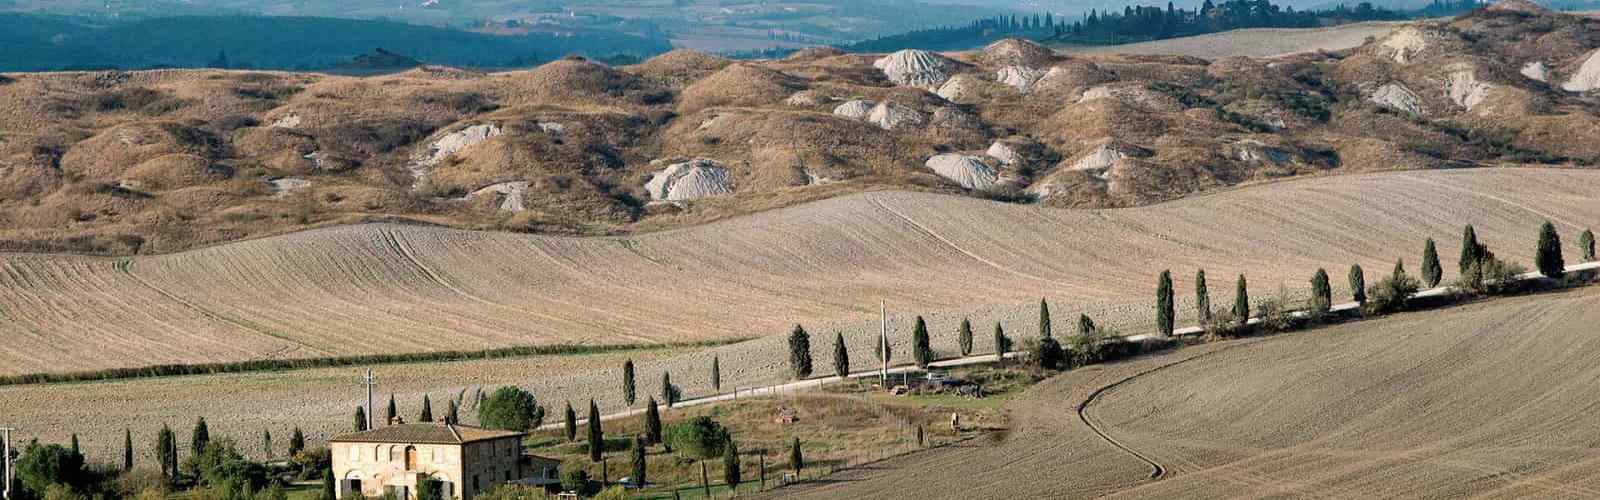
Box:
405;446;418;471
342;470;366;499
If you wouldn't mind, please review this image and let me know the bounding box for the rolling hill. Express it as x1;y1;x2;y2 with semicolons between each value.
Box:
765;285;1600;499
2;167;1597;377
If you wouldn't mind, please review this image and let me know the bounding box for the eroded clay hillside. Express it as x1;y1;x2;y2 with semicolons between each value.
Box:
2;1;1598;254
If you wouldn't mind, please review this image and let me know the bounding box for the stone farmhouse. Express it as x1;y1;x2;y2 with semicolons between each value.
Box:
330;423;560;500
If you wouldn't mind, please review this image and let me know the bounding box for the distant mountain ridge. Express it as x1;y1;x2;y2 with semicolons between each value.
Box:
0;13;672;72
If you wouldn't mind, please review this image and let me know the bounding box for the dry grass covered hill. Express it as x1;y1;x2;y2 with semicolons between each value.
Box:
2;167;1598;377
765;286;1600;499
5;4;1600;255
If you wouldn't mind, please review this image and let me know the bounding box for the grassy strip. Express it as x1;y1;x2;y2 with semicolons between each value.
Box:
0;338;752;387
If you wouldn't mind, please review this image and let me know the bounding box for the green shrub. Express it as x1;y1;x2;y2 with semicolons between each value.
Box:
1364;273;1421;316
478;387;545;432
664;417;729;460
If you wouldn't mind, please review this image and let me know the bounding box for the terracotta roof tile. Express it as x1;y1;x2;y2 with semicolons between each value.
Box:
330;424;521;445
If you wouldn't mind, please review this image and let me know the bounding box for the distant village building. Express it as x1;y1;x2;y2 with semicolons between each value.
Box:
330;423;560;500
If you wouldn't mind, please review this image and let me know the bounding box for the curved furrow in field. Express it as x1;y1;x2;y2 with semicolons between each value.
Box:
3;168;1600;375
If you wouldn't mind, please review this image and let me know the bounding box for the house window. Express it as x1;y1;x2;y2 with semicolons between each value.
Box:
472;475;480;491
349;446;360;463
503;470;511;481
433;447;444;464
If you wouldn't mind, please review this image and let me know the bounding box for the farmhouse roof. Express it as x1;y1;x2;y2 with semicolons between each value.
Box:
330;423;521;445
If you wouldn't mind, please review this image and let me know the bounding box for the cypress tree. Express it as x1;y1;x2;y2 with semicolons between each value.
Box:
564;402;578;442
1581;229;1596;261
645;398;662;445
70;433;80;457
1422;238;1443;288
1349;264;1367;305
289;427;305;457
622;359;637;407
711;356;721;394
446;400;459;425
1393;258;1406;279
354;406;368;432
1195;269;1212;325
156;424;174;481
662;371;676;407
1038;298;1052;339
321;469;336;500
587;399;604;463
1537;220;1565;278
1460;225;1482;274
385;394;397;425
1310;269;1332;314
124;429;134;471
958;318;974;356
993;323;1009;362
1156;270;1174;336
420;395;434;422
1078;314;1096;336
789;438;804;473
263;429;273;459
1231;275;1249;327
832;331;850;378
789;324;813;380
191;417;209;457
912;316;933;369
724;439;741;490
632;435;648;488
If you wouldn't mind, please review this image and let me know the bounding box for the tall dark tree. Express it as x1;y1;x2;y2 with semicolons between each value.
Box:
155;424;175;482
789;324;813;380
1580;229;1596;261
70;434;80;458
1231;275;1249;327
564;402;578;442
354;406;368;432
711;356;722;394
321;469;336;500
419;395;434;423
1078;314;1096;336
1349;264;1367;305
385;394;397;425
1156;270;1175;336
1038;298;1053;339
445;400;459;425
124;429;134;471
191;417;209;458
662;371;677;407
622;359;637;407
1195;269;1212;325
912;316;933;369
993;323;1009;362
1309;269;1332;315
1460;225;1482;274
723;439;741;491
263;429;273;459
1393;258;1406;279
789;438;804;473
645;397;663;445
631;435;648;488
1421;238;1443;287
289;427;305;457
587;400;604;463
1538;220;1565;278
958;318;974;356
832;331;850;378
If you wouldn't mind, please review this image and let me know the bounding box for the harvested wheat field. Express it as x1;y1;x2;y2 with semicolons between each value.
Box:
765;286;1600;499
3;168;1600;377
1066;22;1402;59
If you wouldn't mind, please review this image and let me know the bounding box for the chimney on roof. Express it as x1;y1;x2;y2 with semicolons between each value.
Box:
390;415;406;426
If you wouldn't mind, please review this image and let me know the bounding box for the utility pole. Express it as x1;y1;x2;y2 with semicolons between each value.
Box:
2;427;15;500
362;369;377;430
